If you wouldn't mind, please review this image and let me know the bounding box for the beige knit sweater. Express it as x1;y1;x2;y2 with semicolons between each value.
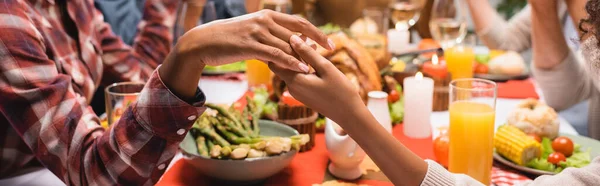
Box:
476;2;600;139
421;157;600;186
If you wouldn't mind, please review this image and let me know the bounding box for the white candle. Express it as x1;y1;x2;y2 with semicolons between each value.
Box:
387;29;409;54
403;72;434;139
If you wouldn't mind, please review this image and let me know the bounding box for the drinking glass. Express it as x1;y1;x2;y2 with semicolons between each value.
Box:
445;45;475;80
429;0;469;48
361;7;390;35
105;82;145;126
448;78;497;185
388;0;425;30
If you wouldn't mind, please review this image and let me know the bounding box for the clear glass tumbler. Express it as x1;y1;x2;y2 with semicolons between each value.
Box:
105;82;145;126
448;78;497;185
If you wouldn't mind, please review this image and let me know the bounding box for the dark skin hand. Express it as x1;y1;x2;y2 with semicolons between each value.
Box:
158;10;335;102
269;35;429;186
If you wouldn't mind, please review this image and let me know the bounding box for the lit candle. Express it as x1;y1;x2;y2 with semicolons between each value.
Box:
422;54;448;78
403;72;433;139
387;27;410;54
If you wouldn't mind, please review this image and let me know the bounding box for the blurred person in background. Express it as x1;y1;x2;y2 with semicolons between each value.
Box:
466;0;591;137
92;0;249;115
527;0;600;140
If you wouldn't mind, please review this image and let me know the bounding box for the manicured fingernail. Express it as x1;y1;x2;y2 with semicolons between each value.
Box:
298;63;309;73
290;35;303;45
327;38;335;50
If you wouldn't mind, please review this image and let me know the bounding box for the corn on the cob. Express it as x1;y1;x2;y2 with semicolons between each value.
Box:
494;125;541;165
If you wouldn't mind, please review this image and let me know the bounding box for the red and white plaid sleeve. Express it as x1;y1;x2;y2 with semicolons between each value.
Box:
0;2;205;186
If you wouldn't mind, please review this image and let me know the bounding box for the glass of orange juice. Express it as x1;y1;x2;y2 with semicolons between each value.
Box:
448;78;496;185
445;46;475;80
246;59;272;88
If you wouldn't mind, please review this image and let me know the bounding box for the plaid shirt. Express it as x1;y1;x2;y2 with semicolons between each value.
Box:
0;0;207;185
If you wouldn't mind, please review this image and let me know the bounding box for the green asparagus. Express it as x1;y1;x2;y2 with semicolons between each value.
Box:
245;96;261;136
210;145;222;158
195;117;231;147
196;136;209;157
239;108;254;134
206;104;248;136
221;146;232;157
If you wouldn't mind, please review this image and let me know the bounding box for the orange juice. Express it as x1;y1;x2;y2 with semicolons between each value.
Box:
445;46;475;80
246;59;272;87
448;101;495;185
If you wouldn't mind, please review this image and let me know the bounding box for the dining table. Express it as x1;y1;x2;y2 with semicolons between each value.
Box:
155;75;579;186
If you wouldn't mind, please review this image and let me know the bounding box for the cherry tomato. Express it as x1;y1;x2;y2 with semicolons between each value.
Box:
433;130;449;168
548;152;567;165
281;91;304;106
474;63;489;74
527;133;542;143
388;90;400;103
552;136;574;157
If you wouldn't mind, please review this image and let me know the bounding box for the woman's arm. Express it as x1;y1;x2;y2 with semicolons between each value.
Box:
269;35;428;186
466;0;533;51
530;0;570;69
566;0;588;37
529;0;593;110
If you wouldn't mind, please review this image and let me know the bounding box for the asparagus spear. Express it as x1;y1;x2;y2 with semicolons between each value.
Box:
245;96;261;136
206;104;248;136
196;118;231;147
207;140;214;153
239;108;254;133
196;136;209;157
210;145;222;158
213;113;250;138
221;146;232;157
214;123;252;144
230;107;253;133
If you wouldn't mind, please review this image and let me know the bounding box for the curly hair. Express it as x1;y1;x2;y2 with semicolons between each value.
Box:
581;0;600;43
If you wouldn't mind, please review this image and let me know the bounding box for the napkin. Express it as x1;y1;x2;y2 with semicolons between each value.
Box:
497;80;540;99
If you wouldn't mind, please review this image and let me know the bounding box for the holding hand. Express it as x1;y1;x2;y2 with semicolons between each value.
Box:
268;35;363;125
175;9;333;72
160;10;333;101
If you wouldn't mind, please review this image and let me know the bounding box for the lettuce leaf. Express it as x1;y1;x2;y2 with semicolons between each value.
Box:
526;138;591;173
560;149;591;168
526;158;556;172
541;137;554;159
389;85;404;124
389;97;404;124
